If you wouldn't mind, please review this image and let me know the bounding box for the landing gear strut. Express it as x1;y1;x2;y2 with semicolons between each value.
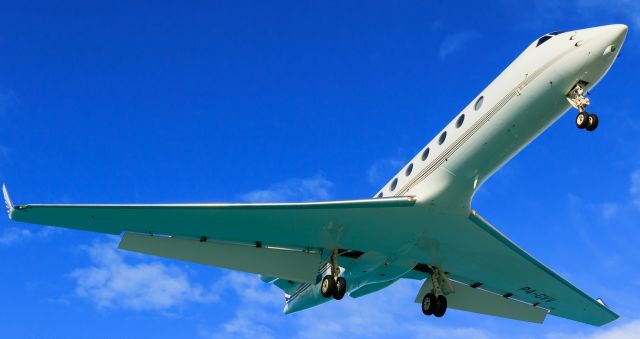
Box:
320;249;347;300
421;267;449;318
567;81;599;132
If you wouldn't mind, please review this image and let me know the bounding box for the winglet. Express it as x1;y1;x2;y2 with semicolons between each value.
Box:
596;298;610;309
3;183;14;219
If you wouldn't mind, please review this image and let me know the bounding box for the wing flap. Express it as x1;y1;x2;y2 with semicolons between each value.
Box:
118;232;322;283
414;279;548;323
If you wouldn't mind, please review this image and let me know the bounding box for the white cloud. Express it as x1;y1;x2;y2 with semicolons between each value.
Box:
438;31;478;60
0;226;55;246
587;319;640;339
200;273;489;339
575;169;640;219
0;227;33;245
70;238;218;311
547;319;640;339
599;202;620;219
367;157;404;185
292;280;489;339
199;272;283;339
240;174;333;203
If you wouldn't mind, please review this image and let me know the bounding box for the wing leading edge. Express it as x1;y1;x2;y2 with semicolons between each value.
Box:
5;185;417;254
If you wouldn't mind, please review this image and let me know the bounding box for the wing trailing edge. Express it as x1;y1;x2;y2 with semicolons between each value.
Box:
118;232;322;283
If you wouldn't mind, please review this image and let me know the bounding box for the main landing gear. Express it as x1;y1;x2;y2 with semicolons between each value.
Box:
421;268;449;318
320;250;347;300
567;81;599;132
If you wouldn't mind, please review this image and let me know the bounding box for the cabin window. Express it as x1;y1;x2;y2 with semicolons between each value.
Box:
474;96;484;111
438;131;447;145
390;178;398;191
377;192;383;198
405;163;413;176
421;147;430;161
456;114;465;128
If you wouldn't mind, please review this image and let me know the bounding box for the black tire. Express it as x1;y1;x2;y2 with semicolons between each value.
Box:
576;112;589;129
434;295;448;318
321;275;336;298
333;277;347;300
421;293;437;316
586;114;599;131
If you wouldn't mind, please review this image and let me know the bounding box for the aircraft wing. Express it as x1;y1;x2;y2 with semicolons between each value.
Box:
418;211;618;326
3;185;417;283
3;184;617;325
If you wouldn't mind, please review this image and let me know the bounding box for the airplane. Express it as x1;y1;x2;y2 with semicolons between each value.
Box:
2;24;628;326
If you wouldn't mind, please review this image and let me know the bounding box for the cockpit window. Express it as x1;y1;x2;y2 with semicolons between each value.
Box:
536;31;566;47
536;35;552;47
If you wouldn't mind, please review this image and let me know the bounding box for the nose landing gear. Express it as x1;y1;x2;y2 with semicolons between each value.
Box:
567;81;599;132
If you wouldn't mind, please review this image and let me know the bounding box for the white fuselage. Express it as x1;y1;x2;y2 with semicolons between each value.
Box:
381;25;627;210
284;24;627;314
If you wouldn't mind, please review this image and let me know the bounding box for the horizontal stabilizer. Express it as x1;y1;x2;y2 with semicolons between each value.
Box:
118;233;322;283
415;279;548;323
273;278;304;295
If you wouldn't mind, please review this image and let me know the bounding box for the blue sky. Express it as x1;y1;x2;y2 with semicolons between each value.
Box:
1;1;639;338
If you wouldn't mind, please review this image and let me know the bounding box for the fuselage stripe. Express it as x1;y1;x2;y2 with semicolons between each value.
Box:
393;46;577;196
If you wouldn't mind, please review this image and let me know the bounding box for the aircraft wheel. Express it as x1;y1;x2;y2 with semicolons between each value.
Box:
321;275;336;298
586;114;599;131
421;293;437;316
576;112;589;129
434;295;448;318
333;277;347;300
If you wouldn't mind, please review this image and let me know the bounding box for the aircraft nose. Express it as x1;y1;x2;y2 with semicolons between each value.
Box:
609;24;628;43
601;24;627;45
595;24;627;56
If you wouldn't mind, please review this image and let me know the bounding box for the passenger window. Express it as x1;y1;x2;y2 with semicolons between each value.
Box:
421;147;430;161
405;163;413;176
474;96;484;111
390;178;398;191
377;192;383;198
438;131;447;145
456;114;465;128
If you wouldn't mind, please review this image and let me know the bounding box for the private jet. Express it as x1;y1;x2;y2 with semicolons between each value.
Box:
3;24;628;326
